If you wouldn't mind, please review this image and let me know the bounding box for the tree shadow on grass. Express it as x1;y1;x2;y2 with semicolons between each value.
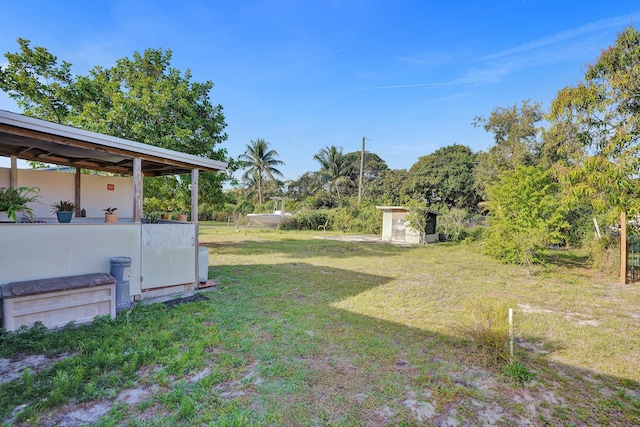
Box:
539;248;590;269
206;262;640;426
200;237;410;259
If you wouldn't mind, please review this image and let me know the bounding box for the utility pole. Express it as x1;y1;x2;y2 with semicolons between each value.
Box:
358;136;365;205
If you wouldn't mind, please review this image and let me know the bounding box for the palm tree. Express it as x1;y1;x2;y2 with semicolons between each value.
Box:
313;145;354;206
241;170;260;202
238;138;284;204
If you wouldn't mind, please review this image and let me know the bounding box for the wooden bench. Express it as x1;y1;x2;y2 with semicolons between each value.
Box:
1;273;116;332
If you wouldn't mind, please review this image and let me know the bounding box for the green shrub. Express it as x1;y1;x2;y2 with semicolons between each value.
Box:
460;298;511;367
457;226;486;242
283;205;381;233
502;360;535;384
483;166;569;265
286;210;331;230
585;234;619;275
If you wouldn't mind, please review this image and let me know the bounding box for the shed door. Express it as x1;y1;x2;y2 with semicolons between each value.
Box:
392;218;405;241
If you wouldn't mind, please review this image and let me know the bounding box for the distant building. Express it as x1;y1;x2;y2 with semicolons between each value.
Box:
376;206;440;244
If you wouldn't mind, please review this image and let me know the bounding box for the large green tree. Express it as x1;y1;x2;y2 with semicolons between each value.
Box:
367;169;411;206
407;144;480;210
237;138;284;204
284;171;323;202
0;38;74;124
313;145;354;207
473;100;544;198
0;38;229;206
548;26;640;218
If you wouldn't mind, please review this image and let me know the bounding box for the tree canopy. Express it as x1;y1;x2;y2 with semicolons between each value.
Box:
548;26;640;217
1;38;229;207
1;39;228;160
473;100;543;198
407;144;480;210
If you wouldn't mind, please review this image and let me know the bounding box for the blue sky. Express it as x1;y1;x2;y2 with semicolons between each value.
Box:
1;1;639;180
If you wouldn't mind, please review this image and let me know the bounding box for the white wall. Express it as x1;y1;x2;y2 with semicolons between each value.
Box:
0;168;133;219
0;224;142;296
0;168;8;186
80;174;133;218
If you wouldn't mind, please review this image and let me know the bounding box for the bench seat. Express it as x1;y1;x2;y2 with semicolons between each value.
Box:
1;273;116;332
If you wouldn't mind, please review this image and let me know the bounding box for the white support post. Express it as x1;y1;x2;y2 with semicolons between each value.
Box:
509;308;514;361
192;169;199;288
133;158;142;223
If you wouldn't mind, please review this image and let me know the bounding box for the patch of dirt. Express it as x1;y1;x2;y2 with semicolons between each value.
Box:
402;398;436;421
116;386;157;405
0;353;72;386
215;361;262;399
34;400;113;427
515;338;550;354
518;303;602;327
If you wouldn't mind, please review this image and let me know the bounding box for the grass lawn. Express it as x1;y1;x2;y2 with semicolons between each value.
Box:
1;222;639;426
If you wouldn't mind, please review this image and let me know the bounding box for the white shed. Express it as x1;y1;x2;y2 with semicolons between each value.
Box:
376;206;440;244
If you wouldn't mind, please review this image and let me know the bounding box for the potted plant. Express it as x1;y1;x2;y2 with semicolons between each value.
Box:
177;211;188;222
0;186;41;222
144;212;160;224
104;207;118;223
51;200;76;223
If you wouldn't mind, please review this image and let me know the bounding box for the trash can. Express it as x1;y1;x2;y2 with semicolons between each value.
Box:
198;246;209;284
110;256;132;313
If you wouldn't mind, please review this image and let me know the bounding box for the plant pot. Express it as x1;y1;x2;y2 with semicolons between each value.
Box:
0;211;15;222
105;213;118;224
56;211;73;223
177;214;188;222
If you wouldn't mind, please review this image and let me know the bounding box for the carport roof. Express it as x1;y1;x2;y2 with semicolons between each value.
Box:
0;110;227;176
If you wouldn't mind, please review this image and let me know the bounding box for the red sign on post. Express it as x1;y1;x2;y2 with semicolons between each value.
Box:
107;184;115;191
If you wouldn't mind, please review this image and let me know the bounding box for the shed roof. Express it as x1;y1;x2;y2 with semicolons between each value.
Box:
376;206;441;215
0;110;227;176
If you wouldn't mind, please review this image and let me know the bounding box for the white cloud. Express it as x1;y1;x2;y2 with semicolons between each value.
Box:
397;51;453;67
481;13;640;61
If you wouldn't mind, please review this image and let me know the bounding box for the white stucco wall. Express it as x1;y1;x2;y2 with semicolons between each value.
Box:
0;224;142;296
381;210;393;241
0;167;133;220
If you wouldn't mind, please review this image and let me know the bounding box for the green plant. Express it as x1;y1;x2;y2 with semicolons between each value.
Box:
103;207;118;215
503;360;535;384
145;212;160;223
460;298;511;367
585;234;619;274
483;166;569;265
405;200;428;243
0;186;41;221
51;200;75;212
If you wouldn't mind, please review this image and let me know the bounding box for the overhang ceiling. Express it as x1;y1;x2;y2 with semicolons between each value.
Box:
0;111;227;176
